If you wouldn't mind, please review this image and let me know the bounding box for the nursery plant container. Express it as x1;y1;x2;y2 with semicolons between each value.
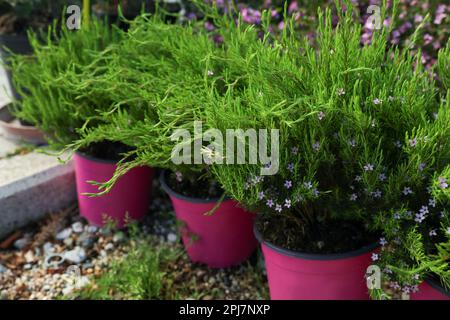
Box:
0;33;33;100
255;224;378;300
0;102;46;145
160;171;257;268
410;278;450;300
74;152;154;228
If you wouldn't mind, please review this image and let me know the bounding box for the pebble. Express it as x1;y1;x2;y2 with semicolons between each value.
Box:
72;222;84;233
63;238;74;247
13;238;29;250
56;228;72;240
85;225;98;233
24;251;35;263
76;233;95;249
104;243;114;251
23;264;32;270
0;264;8;273
113;232;126;244
43;242;55;255
167;233;177;243
64;247;87;264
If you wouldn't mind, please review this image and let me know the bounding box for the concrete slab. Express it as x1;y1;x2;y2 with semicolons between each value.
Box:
0;135;20;158
0;151;76;238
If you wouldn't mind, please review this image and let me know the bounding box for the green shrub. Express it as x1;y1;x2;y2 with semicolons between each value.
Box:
201;0;443;253
9;18;122;147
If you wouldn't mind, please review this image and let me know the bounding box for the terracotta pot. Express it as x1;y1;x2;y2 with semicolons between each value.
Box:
0;102;46;145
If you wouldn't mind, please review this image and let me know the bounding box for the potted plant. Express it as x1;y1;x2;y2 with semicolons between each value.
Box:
201;1;443;299
69;13;257;268
371;44;450;301
9;17;154;228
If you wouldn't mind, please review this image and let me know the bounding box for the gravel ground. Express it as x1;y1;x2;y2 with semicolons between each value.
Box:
0;182;268;300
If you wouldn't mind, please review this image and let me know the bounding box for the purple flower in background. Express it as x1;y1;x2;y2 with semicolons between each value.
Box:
355;175;362;182
414;14;423;23
258;191;265;200
402;187;413;195
350;193;358;201
415;207;428;223
379;173;387;182
439;177;448;189
405;211;413;218
384;267;393;275
411;285;419;293
318;111;325;121
312;188;319;197
304;181;313;189
275;204;283;212
204;21;215;31
429;229;437;237
348;139;357;147
364;163;374;172
371;253;379;261
409;138;417;147
429;198;436;207
424;34;433;45
447;227;450;235
394;212;401;220
337;88;345;96
175;171;183;182
284;180;293;189
207;70;214;76
372;189;382;198
418;163;426;171
313;141;321;152
266;199;274;208
284;199;291;208
380;237;387;246
288;1;298;14
434;12;447;25
390;282;401;290
287;163;294;172
394;140;402;148
373;98;382;105
291;146;299;155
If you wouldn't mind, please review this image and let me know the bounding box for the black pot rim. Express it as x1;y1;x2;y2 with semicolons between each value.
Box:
159;170;230;204
75;150;120;165
425;277;450;297
254;221;379;261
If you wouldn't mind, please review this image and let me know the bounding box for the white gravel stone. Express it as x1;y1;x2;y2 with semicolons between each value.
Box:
13;238;29;250
56;228;72;240
64;247;87;264
167;233;177;243
71;222;84;233
0;264;8;273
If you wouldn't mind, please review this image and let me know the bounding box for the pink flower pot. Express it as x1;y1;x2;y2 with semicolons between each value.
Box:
160;171;257;268
74;152;154;228
255;225;378;300
410;279;450;300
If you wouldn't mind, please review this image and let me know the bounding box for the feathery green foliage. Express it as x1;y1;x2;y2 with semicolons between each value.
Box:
9;18;122;147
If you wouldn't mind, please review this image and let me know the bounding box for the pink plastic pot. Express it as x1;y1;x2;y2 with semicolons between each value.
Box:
410;278;450;300
160;171;257;268
255;225;378;300
74;152;154;228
